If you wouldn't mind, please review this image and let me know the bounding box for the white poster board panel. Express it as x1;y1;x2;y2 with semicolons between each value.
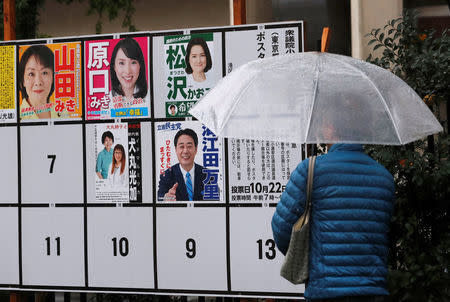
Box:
87;207;154;288
0;207;19;284
156;207;227;290
152;32;223;118
225;26;301;74
0;127;18;203
20;124;83;204
21;207;85;286
228;140;303;203
229;207;303;293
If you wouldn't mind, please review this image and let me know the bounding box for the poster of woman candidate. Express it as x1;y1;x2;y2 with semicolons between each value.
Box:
225;25;302;74
18;42;83;120
227;139;303;204
155;121;224;203
93;122;143;203
85;37;150;120
0;45;16;123
152;32;222;118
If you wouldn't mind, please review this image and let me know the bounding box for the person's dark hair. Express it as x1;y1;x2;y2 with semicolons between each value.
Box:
169;104;176;110
174;128;198;147
185;37;212;74
18;45;55;102
101;131;114;144
111;144;126;175
110;37;147;99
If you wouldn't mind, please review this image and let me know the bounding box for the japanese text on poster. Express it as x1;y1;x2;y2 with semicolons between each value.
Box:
19;43;83;120
228;139;302;203
0;45;16;122
85;37;150;120
155;121;223;202
226;27;300;74
164;33;218;118
94;122;142;202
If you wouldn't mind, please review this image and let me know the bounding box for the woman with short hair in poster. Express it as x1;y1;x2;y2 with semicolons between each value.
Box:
18;45;56;119
110;37;148;108
108;144;128;188
185;37;213;85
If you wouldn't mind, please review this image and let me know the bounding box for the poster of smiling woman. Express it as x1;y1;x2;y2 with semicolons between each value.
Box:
85;37;150;120
152;32;222;118
91;122;143;203
18;43;83;120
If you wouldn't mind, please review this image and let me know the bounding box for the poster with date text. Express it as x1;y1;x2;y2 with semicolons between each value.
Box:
228;139;303;203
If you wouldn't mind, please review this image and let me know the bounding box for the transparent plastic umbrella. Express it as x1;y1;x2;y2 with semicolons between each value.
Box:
189;52;442;145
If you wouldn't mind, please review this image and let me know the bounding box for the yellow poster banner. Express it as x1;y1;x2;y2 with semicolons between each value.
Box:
0;45;16;122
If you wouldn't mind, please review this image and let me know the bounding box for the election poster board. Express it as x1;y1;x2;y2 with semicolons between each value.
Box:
0;21;305;299
225;26;302;73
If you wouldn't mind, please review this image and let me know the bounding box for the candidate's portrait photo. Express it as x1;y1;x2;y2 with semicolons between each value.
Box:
168;104;177;116
110;37;148;102
157;128;219;201
184;37;212;84
18;45;56;119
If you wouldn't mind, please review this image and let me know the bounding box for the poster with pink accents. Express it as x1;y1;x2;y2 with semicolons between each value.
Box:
85;37;150;120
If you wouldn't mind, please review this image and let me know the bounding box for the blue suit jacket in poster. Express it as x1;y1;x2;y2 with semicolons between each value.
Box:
158;163;218;201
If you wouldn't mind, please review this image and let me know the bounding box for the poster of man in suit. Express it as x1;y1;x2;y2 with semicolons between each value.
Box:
155;121;223;202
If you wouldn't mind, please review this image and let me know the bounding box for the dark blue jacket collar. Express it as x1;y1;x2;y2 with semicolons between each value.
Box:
329;144;363;152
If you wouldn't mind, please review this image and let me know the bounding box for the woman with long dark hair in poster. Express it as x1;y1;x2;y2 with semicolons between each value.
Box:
18;45;55;119
110;37;147;107
108;144;128;188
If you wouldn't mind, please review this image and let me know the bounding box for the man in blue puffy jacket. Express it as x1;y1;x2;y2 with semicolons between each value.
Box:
272;144;395;302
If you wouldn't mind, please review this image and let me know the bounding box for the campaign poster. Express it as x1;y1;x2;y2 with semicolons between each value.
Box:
152;32;222;118
18;42;82;120
155;121;224;203
85;37;150;120
94;122;142;203
0;45;16;123
228;139;303;203
225;26;302;74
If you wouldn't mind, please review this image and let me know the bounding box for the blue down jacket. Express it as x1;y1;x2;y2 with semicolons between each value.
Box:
272;144;394;299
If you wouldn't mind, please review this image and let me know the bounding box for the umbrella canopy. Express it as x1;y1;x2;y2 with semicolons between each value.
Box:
189;52;443;145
